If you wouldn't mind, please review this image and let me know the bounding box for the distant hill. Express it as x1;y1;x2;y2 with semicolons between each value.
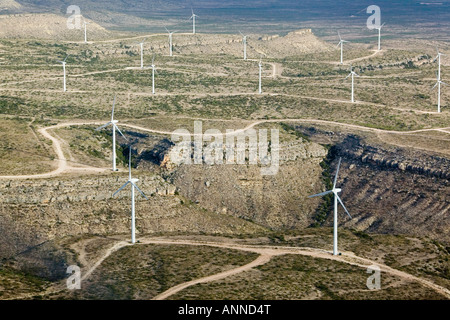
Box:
0;13;113;40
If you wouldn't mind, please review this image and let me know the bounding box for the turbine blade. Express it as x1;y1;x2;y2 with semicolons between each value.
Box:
95;122;111;131
111;95;116;121
164;26;169;33
333;157;342;189
114;124;127;140
128;147;132;180
308;190;333;198
442;81;448;86
337;195;352;219
113;181;130;197
131;182;149;200
338;31;342;40
432;82;438;90
64;54;69;62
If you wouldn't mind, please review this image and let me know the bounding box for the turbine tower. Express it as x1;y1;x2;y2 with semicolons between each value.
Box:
150;54;157;95
57;55;69;92
83;20;89;43
375;22;385;51
432;74;447;113
113;148;148;244
337;32;348;65
308;157;352;256
95;96;128;171
258;57;263;94
136;38;147;69
435;48;446;81
239;31;248;60
189;9;198;34
345;66;359;103
165;27;178;57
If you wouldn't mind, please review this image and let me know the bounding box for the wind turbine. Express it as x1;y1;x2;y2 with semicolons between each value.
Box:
308;157;352;256
136;38;147;69
434;48;446;81
113;148;148;244
345;66;359;103
258;56;263;94
165;27;178;57
375;22;385;51
149;54;157;95
432;74;447;113
57;55;69;92
83;20;89;43
239;31;248;60
95;96;128;171
337;32;349;65
189;9;198;34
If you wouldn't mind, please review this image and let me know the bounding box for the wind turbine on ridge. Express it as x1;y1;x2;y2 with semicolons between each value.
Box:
113;148;148;244
345;66;359;103
135;38;147;69
308;157;352;256
165;27;178;57
95;96;128;171
239;31;248;60
57;55;69;92
375;22;385;51
337;31;349;65
189;8;198;34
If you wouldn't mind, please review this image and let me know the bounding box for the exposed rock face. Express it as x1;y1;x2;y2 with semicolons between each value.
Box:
338;135;450;180
0;174;175;205
166;139;328;230
307;134;450;243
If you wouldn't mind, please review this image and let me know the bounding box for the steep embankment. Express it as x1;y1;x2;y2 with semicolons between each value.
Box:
299;127;450;243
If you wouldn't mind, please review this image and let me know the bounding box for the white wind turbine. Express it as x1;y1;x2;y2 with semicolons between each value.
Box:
189;9;198;34
308;157;352;256
113;148;148;244
239;31;248;60
83;20;90;43
345;66;359;103
57;55;69;92
149;54;157;95
165;27;178;57
258;56;263;94
337;31;349;65
136;38;147;69
432;73;447;113
95;96;128;171
375;22;385;51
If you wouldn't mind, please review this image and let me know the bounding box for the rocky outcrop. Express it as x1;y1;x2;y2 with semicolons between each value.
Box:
337;135;450;180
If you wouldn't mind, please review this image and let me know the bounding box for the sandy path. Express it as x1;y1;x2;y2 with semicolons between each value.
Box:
153;253;273;300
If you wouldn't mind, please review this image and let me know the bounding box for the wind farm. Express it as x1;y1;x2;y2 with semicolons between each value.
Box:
0;0;449;303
